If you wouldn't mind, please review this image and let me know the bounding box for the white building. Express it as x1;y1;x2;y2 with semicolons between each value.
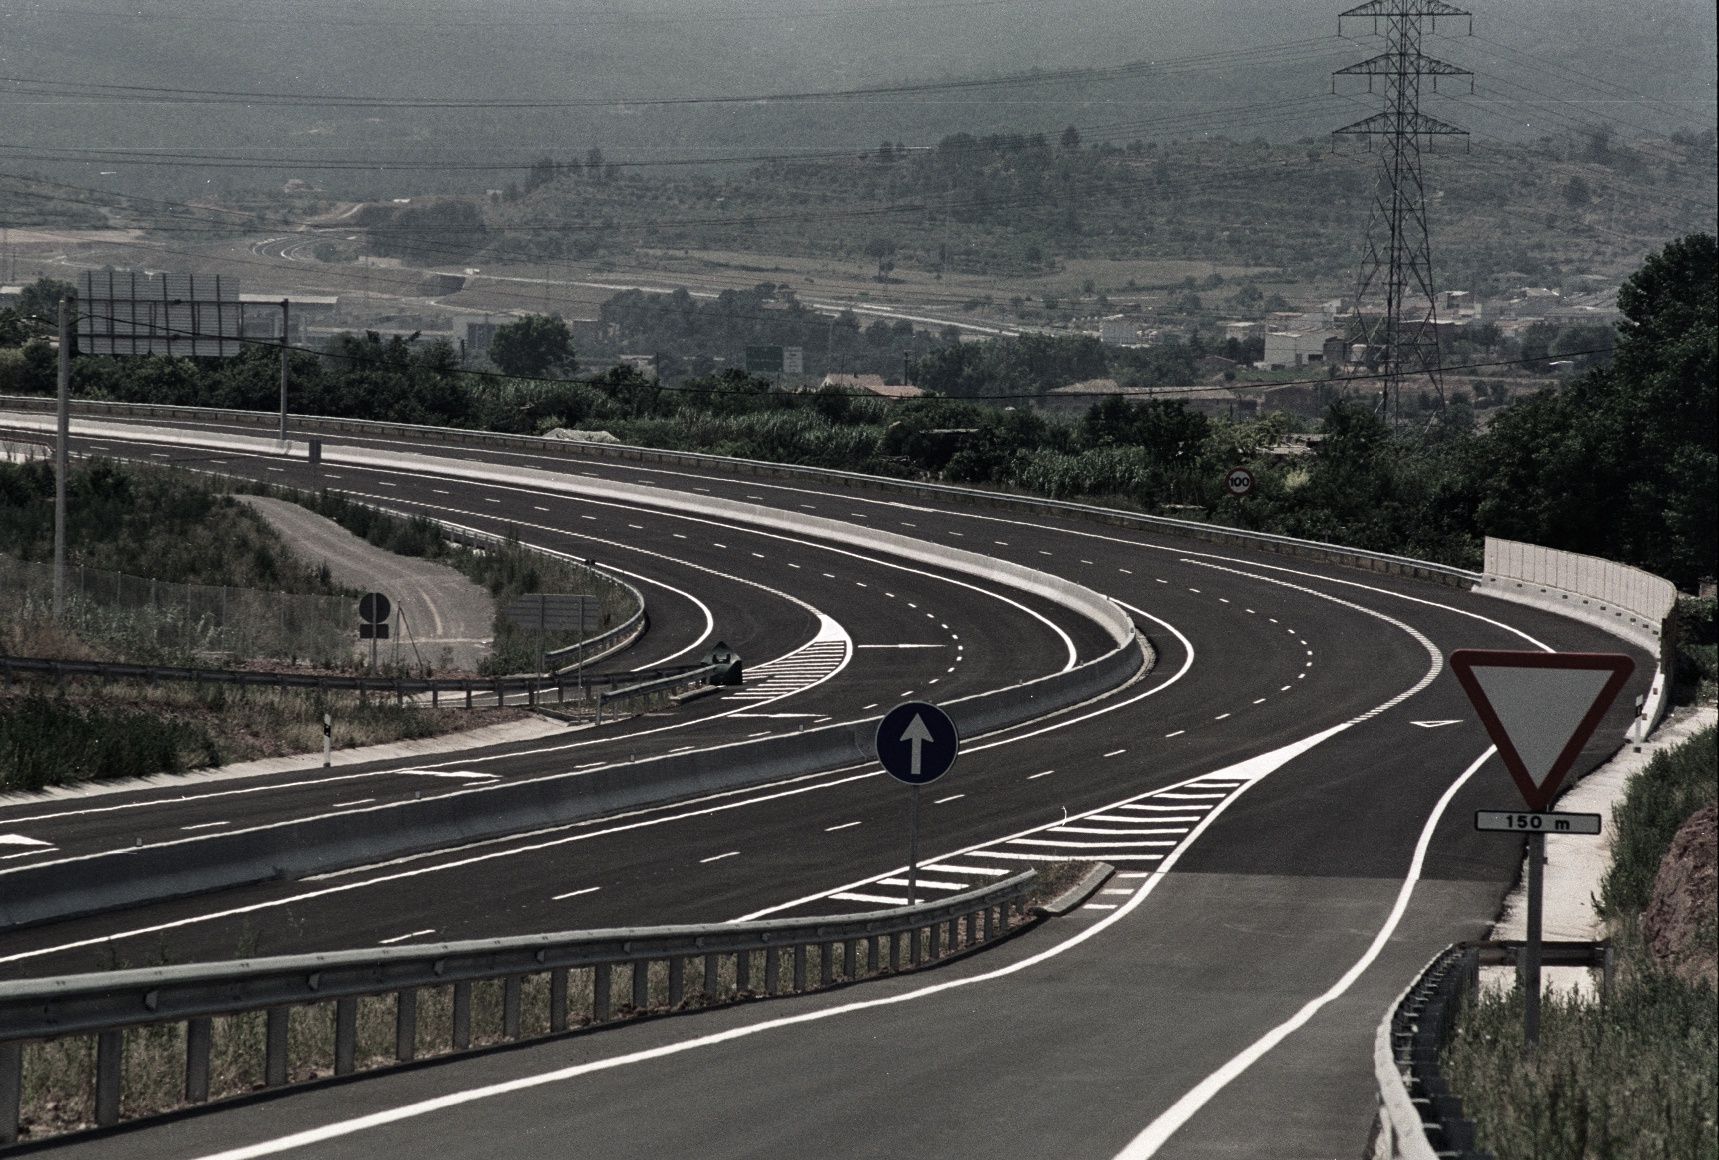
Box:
1259;329;1338;370
1098;315;1150;347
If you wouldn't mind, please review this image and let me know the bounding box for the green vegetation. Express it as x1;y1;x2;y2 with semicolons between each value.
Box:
0;693;219;792
1443;727;1718;1160
1600;726;1718;919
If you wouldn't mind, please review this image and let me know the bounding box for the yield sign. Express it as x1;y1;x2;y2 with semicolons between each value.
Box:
1449;650;1634;811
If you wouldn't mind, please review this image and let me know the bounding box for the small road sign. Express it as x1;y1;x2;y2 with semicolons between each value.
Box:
1224;466;1255;498
876;701;959;786
501;594;592;634
1450;649;1634;811
1475;810;1602;835
358;592;391;625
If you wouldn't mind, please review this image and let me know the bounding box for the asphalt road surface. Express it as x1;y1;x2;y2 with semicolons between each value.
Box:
0;408;1654;1158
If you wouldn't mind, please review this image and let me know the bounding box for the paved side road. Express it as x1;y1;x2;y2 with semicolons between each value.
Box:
238;495;495;672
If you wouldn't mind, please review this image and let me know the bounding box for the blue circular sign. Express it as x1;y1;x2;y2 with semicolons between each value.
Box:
875;701;959;786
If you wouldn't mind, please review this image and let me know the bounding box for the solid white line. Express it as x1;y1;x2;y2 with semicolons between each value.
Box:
699;851;740;864
552;887;600;901
830;891;908;906
823;821;861;832
920;863;1008;877
179;821;231;831
1111;746;1495;1158
330;799;375;809
377;929;435;945
1103;748;1126;758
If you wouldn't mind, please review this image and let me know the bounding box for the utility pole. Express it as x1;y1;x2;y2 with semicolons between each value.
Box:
278;298;290;445
1332;0;1472;424
53;298;70;621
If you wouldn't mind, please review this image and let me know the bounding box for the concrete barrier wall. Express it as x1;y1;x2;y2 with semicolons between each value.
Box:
1479;537;1675;653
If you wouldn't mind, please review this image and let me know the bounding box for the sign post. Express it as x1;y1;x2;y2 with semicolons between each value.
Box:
876;702;959;905
1450;649;1634;1050
358;591;392;673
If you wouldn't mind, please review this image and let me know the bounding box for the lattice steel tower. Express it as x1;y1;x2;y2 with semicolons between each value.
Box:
1332;1;1471;421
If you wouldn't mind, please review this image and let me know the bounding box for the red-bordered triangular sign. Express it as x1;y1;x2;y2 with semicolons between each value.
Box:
1449;650;1634;811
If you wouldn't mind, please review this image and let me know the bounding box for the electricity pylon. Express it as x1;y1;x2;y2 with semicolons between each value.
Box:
1333;1;1471;422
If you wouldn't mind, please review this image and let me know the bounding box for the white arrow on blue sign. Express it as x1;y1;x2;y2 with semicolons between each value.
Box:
876;701;959;785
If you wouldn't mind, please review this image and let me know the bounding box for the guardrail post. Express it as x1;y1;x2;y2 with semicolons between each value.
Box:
1;1041;22;1146
550;970;569;1033
793;944;808;992
983;905;995;942
452;981;472;1050
185;1017;211;1103
503;977;523;1040
668;957;685;1008
395;989;418;1063
845;939;860;980
95;1029;123;1127
265;1007;290;1087
334;998;357;1075
703;954;719;1000
593;964;611;1021
819;942;833;988
888;932;901;973
630;961;649;1013
736;950;751;993
927;922;942;961
464;682;472;710
764;946;780;995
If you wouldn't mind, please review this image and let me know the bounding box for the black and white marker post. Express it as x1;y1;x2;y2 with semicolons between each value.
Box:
875;701;960;905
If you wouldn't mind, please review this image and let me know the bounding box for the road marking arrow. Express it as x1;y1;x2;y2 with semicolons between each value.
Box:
1412;719;1462;729
901;713;935;779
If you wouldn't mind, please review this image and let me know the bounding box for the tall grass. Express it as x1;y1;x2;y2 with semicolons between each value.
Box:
0;692;219;792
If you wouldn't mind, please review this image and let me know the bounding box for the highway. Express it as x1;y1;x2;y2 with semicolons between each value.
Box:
0;408;1652;1156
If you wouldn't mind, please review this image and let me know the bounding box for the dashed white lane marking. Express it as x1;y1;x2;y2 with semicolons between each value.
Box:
699;851;740;864
534;505;550;512
431;488;449;495
180;821;231;831
673;533;687;539
1103;749;1126;758
1213;712;1232;721
627;523;644;529
824;821;862;832
331;799;376;809
378;929;435;945
552;886;600;901
1028;770;1054;779
485;497;501;504
934;794;964;805
1253;698;1266;704
1118;567;1133;574
1188;588;1200;593
1165;730;1185;738
1281;685;1292;692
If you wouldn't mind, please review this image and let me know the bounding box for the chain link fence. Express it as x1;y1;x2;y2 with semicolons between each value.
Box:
0;554;352;667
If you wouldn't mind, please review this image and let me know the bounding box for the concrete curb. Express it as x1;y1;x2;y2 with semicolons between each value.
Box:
1031;862;1116;917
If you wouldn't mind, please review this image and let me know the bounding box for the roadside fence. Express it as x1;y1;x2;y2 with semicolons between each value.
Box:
0;871;1037;1147
0;554;350;668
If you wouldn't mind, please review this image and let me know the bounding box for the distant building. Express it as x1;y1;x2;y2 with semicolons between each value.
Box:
1223;320;1262;341
820;373;923;398
1259;329;1338;370
1098;315;1150;347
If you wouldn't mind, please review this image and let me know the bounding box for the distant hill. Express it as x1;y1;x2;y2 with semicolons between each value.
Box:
2;0;1712;204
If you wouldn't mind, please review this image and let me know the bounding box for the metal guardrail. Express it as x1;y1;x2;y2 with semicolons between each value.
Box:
0;871;1036;1146
0;654;713;708
1371;939;1612;1160
0;396;1482;587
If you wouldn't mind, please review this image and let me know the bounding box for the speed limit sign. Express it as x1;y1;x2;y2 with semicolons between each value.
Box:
1224;467;1255;497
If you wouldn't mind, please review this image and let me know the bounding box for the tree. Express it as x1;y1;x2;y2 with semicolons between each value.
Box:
1059;125;1082;151
1563;175;1592;207
863;236;897;282
489;314;577;379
